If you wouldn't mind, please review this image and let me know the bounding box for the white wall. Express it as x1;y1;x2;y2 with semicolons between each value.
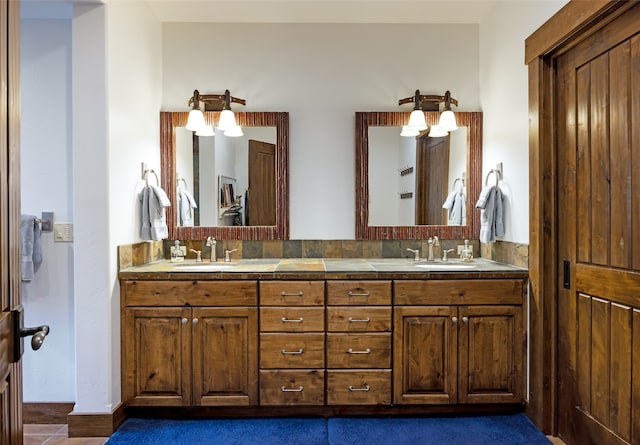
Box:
162;23;481;239
479;0;568;244
20;18;75;402
70;1;162;413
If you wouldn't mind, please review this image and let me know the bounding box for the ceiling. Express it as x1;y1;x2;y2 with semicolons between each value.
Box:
22;0;506;23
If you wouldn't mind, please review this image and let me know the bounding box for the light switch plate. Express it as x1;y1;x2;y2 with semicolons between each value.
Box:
457;244;473;255
54;223;73;242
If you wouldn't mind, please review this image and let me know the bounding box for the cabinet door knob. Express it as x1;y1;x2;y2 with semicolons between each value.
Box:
192;318;199;325
452;317;459;323
462;316;469;323
181;318;188;325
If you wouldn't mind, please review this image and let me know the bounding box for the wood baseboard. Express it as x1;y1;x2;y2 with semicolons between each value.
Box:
23;402;75;424
67;403;125;438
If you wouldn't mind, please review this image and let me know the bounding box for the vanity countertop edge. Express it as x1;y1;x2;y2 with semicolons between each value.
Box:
118;258;528;280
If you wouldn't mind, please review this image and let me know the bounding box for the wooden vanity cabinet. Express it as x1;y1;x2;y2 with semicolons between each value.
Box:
259;281;326;406
326;280;392;405
121;280;258;407
393;279;524;405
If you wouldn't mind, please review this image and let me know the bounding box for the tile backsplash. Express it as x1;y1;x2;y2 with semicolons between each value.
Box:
117;239;528;270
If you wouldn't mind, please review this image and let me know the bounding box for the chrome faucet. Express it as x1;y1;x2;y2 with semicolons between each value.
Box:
206;236;217;262
427;236;439;261
224;249;238;262
406;248;420;261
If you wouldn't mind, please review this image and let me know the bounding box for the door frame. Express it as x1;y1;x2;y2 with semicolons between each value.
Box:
525;0;637;435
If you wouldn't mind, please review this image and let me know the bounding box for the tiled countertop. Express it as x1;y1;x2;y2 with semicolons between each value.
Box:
118;257;527;280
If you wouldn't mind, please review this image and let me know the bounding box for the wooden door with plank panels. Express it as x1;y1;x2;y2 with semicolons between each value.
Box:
0;0;22;442
556;4;640;444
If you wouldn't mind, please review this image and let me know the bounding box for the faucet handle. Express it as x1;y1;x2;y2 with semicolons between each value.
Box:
442;249;454;262
224;248;238;262
406;248;420;261
190;249;202;262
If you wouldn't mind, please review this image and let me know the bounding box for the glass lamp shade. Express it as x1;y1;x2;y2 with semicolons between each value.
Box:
186;109;205;132
438;110;458;132
428;125;448;138
407;109;428;131
217;109;237;131
196;125;215;137
224;125;244;137
400;125;419;137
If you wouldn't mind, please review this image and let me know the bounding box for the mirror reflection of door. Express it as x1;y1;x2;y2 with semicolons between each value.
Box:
415;133;450;225
247;140;276;225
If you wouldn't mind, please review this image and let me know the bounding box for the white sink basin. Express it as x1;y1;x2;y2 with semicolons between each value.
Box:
414;263;476;270
173;264;234;272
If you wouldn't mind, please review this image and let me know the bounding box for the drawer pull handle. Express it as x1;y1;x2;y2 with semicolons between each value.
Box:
281;348;304;355
281;291;304;297
348;317;371;323
348;291;370;297
347;348;371;354
348;385;371;392
281;317;304;323
280;386;304;392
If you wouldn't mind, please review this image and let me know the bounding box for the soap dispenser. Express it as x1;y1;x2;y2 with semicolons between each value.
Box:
170;240;186;262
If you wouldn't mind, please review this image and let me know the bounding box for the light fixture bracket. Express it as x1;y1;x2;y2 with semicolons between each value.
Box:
188;89;246;112
398;89;458;111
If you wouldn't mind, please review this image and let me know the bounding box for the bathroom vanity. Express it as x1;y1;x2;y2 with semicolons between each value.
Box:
119;258;526;414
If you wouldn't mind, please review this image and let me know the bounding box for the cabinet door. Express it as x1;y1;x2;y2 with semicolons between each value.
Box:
192;307;258;406
393;306;457;404
123;307;192;406
458;305;523;404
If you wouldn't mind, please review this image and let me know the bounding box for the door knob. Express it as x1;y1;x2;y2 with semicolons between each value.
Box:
13;306;50;361
20;325;50;350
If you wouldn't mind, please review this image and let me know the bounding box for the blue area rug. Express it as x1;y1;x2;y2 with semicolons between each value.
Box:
105;414;550;445
105;417;328;445
327;414;551;445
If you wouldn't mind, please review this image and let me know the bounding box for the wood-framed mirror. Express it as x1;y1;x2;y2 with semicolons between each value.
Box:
160;111;289;240
355;111;482;240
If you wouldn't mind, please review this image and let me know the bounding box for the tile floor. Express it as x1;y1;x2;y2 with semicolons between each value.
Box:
24;423;567;445
24;424;109;445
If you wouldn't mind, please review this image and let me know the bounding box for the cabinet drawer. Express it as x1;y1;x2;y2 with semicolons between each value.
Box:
327;281;391;305
327;370;391;405
326;333;391;368
123;280;258;307
394;279;523;305
260;307;325;332
327;307;391;332
260;281;325;306
260;333;325;368
259;370;325;406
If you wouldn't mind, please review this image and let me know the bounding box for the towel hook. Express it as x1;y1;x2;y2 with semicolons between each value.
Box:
144;169;159;187
485;169;501;187
177;177;188;190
